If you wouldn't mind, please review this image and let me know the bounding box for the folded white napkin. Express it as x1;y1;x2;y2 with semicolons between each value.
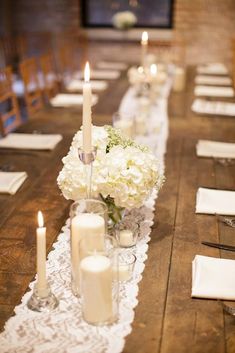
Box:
66;80;108;92
197;63;228;75
0;171;27;194
192;255;235;300
195;75;232;86
50;93;98;107
194;85;234;97
191;99;235;117
196;187;235;215
74;70;120;80
196;140;235;159
0;133;62;150
96;61;128;70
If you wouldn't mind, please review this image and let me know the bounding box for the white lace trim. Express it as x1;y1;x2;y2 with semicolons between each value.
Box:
0;77;171;353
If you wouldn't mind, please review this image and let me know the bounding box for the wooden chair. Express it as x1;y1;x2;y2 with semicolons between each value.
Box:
19;57;44;115
53;45;74;89
40;53;60;99
59;44;73;73
0;66;22;136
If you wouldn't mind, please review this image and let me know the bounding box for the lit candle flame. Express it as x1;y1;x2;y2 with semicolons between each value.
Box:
84;62;90;83
141;31;148;45
150;64;157;75
38;211;44;228
137;66;144;74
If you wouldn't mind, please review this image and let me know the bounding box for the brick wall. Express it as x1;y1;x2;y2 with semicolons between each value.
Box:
11;0;80;33
174;0;235;65
1;0;235;65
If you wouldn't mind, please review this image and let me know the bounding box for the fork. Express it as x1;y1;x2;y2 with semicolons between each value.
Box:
215;158;235;167
223;218;235;228
0;163;14;172
216;214;235;228
221;302;235;316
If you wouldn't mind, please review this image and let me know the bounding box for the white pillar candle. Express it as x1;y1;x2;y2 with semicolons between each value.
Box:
71;213;105;292
119;229;135;247
82;62;92;153
36;211;47;296
80;255;113;324
114;119;134;138
141;31;148;68
173;67;186;92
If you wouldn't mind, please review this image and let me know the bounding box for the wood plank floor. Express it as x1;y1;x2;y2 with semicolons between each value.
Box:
0;66;235;353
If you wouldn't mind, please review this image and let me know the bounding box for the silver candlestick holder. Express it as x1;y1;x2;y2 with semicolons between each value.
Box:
78;147;97;199
27;281;59;312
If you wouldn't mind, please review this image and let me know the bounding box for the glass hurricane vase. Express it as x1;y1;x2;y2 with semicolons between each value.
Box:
99;194;126;231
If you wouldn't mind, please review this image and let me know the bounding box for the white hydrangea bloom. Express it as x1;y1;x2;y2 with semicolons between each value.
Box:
112;11;137;30
57;125;163;210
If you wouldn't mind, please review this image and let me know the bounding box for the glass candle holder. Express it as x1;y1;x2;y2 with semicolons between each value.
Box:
79;236;119;326
118;251;137;282
70;199;108;297
115;222;139;248
113;111;135;139
27;281;59;312
135;113;147;136
138;97;151;117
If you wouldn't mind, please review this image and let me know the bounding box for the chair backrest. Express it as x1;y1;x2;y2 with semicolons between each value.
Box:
53;45;73;88
0;66;22;136
59;44;73;73
19;57;44;115
40;53;60;99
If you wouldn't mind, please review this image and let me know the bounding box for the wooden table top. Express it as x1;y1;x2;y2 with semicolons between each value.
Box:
0;67;235;353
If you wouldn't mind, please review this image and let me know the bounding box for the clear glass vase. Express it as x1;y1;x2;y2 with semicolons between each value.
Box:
79;236;119;325
70;199;108;297
99;194;126;231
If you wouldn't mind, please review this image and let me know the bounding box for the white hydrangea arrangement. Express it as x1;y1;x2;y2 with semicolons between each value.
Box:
57;125;164;210
112;11;137;30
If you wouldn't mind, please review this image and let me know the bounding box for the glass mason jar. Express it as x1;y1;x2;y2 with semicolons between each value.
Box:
79;236;119;326
70;199;108;297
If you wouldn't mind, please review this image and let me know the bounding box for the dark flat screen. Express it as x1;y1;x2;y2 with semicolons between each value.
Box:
81;0;174;28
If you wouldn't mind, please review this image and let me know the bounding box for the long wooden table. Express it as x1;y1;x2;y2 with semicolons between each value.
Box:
0;67;235;353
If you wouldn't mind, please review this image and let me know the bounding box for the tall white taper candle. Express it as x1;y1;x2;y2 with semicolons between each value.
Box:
82;62;92;153
141;31;148;68
36;211;47;296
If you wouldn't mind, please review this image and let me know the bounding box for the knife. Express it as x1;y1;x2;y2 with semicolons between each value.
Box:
201;241;235;252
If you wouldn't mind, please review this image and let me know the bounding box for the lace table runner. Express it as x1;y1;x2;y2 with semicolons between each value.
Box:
0;77;171;353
